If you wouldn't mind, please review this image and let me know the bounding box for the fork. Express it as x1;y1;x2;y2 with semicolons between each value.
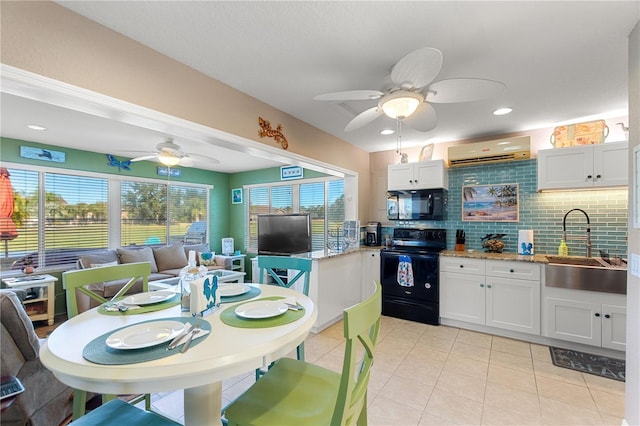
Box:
180;323;202;353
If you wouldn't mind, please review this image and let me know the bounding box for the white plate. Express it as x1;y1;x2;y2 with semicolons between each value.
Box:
106;320;185;350
122;290;175;306
235;300;288;319
218;284;251;297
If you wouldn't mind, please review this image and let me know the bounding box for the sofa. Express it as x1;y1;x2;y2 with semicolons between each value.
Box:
0;290;75;425
74;243;230;313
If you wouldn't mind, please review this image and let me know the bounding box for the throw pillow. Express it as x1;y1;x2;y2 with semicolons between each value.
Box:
153;244;189;272
198;252;216;266
117;246;158;273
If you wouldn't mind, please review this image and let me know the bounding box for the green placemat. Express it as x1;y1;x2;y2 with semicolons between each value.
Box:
219;286;261;304
98;293;180;315
83;317;211;365
220;297;304;328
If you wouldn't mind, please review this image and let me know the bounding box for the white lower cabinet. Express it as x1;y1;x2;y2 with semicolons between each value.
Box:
543;287;626;351
440;257;541;335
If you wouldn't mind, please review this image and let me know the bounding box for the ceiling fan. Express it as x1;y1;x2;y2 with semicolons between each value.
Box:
129;138;219;167
314;47;506;133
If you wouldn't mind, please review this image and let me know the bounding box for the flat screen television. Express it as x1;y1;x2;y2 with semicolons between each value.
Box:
257;214;312;255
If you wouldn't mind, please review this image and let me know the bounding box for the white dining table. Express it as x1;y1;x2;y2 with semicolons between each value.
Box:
39;284;317;426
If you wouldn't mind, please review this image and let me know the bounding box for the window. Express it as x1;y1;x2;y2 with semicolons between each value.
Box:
3;168;108;270
1;165;209;271
121;181;208;245
246;178;344;253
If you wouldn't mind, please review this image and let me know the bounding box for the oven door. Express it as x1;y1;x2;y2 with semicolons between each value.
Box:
380;250;439;303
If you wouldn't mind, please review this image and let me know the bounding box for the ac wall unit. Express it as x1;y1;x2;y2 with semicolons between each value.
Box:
448;136;531;167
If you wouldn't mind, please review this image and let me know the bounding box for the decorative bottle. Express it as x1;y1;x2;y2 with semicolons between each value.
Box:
558;240;569;257
179;251;201;312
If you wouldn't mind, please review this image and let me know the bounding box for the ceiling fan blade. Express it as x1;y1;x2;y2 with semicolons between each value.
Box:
391;47;443;89
344;106;384;132
403;103;438;132
130;154;157;162
185;152;221;164
314;90;383;102
425;78;506;103
179;157;194;167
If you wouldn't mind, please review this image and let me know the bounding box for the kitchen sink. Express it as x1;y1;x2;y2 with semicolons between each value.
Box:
545;256;627;294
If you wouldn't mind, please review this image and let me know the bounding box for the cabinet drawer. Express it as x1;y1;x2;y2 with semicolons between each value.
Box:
440;257;485;275
486;260;540;280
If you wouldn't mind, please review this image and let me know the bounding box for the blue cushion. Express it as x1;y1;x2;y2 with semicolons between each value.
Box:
71;399;179;426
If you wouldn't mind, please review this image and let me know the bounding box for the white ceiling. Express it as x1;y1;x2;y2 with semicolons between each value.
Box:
2;1;639;173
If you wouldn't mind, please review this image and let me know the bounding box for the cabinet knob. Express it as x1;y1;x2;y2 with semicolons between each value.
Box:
459;265;464;268
596;174;602;179
509;269;514;273
487;284;492;288
480;283;484;287
587;175;593;179
595;312;601;317
604;314;611;319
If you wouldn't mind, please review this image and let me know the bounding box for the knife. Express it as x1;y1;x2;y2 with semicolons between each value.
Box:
167;322;195;350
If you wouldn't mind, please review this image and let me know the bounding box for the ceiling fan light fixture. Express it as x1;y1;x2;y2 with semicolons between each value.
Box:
380;129;395;135
380;91;423;119
158;153;181;167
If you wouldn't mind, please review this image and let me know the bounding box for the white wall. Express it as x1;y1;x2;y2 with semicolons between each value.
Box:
626;18;639;426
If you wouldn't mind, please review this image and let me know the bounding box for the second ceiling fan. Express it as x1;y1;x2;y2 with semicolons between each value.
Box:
314;47;506;133
129;138;219;167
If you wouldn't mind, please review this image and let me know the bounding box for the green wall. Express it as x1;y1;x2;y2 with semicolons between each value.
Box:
0;137;231;253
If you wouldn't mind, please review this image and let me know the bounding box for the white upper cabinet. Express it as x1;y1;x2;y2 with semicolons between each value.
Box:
537;141;628;190
388;159;448;190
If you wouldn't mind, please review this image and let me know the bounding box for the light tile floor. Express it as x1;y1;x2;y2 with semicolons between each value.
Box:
146;316;626;425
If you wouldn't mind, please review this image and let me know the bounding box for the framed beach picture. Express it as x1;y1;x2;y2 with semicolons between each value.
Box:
231;188;243;204
462;183;519;222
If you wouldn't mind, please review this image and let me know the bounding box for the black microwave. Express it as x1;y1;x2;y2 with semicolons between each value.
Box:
387;188;447;221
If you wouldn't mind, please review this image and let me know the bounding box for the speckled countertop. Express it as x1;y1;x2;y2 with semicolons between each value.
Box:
440;250;549;263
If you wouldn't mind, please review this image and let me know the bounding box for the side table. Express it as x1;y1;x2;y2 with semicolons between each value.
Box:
2;274;57;325
215;254;246;273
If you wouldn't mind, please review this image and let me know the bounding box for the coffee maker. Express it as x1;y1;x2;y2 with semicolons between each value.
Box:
365;222;381;246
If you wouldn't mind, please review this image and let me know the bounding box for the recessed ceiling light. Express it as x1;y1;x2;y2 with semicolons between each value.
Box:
26;124;47;131
493;107;512;116
380;129;395;135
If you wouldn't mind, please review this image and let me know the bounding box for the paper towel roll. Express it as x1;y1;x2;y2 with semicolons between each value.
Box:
518;230;534;255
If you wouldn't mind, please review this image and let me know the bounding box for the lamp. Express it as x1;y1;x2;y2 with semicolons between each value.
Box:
158;153;181;167
379;91;423;119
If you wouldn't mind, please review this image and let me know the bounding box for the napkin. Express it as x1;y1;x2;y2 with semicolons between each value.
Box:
189;275;218;316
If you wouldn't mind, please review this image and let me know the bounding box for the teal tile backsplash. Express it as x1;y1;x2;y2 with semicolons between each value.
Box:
385;159;628;258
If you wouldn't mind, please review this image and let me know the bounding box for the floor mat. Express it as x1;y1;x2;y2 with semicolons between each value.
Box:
549;347;625;381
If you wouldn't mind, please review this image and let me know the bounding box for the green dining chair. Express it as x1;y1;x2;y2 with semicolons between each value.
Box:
224;281;382;426
256;255;312;378
62;262;152;420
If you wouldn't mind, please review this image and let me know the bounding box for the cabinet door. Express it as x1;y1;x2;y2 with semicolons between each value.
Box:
593;142;628;187
485;276;540;335
601;304;626;351
545;297;600;346
362;250;380;300
413;160;448;190
440;272;485;325
537;146;594;190
388;164;415;190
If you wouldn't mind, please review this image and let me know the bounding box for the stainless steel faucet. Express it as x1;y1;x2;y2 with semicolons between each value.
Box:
563;208;591;257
